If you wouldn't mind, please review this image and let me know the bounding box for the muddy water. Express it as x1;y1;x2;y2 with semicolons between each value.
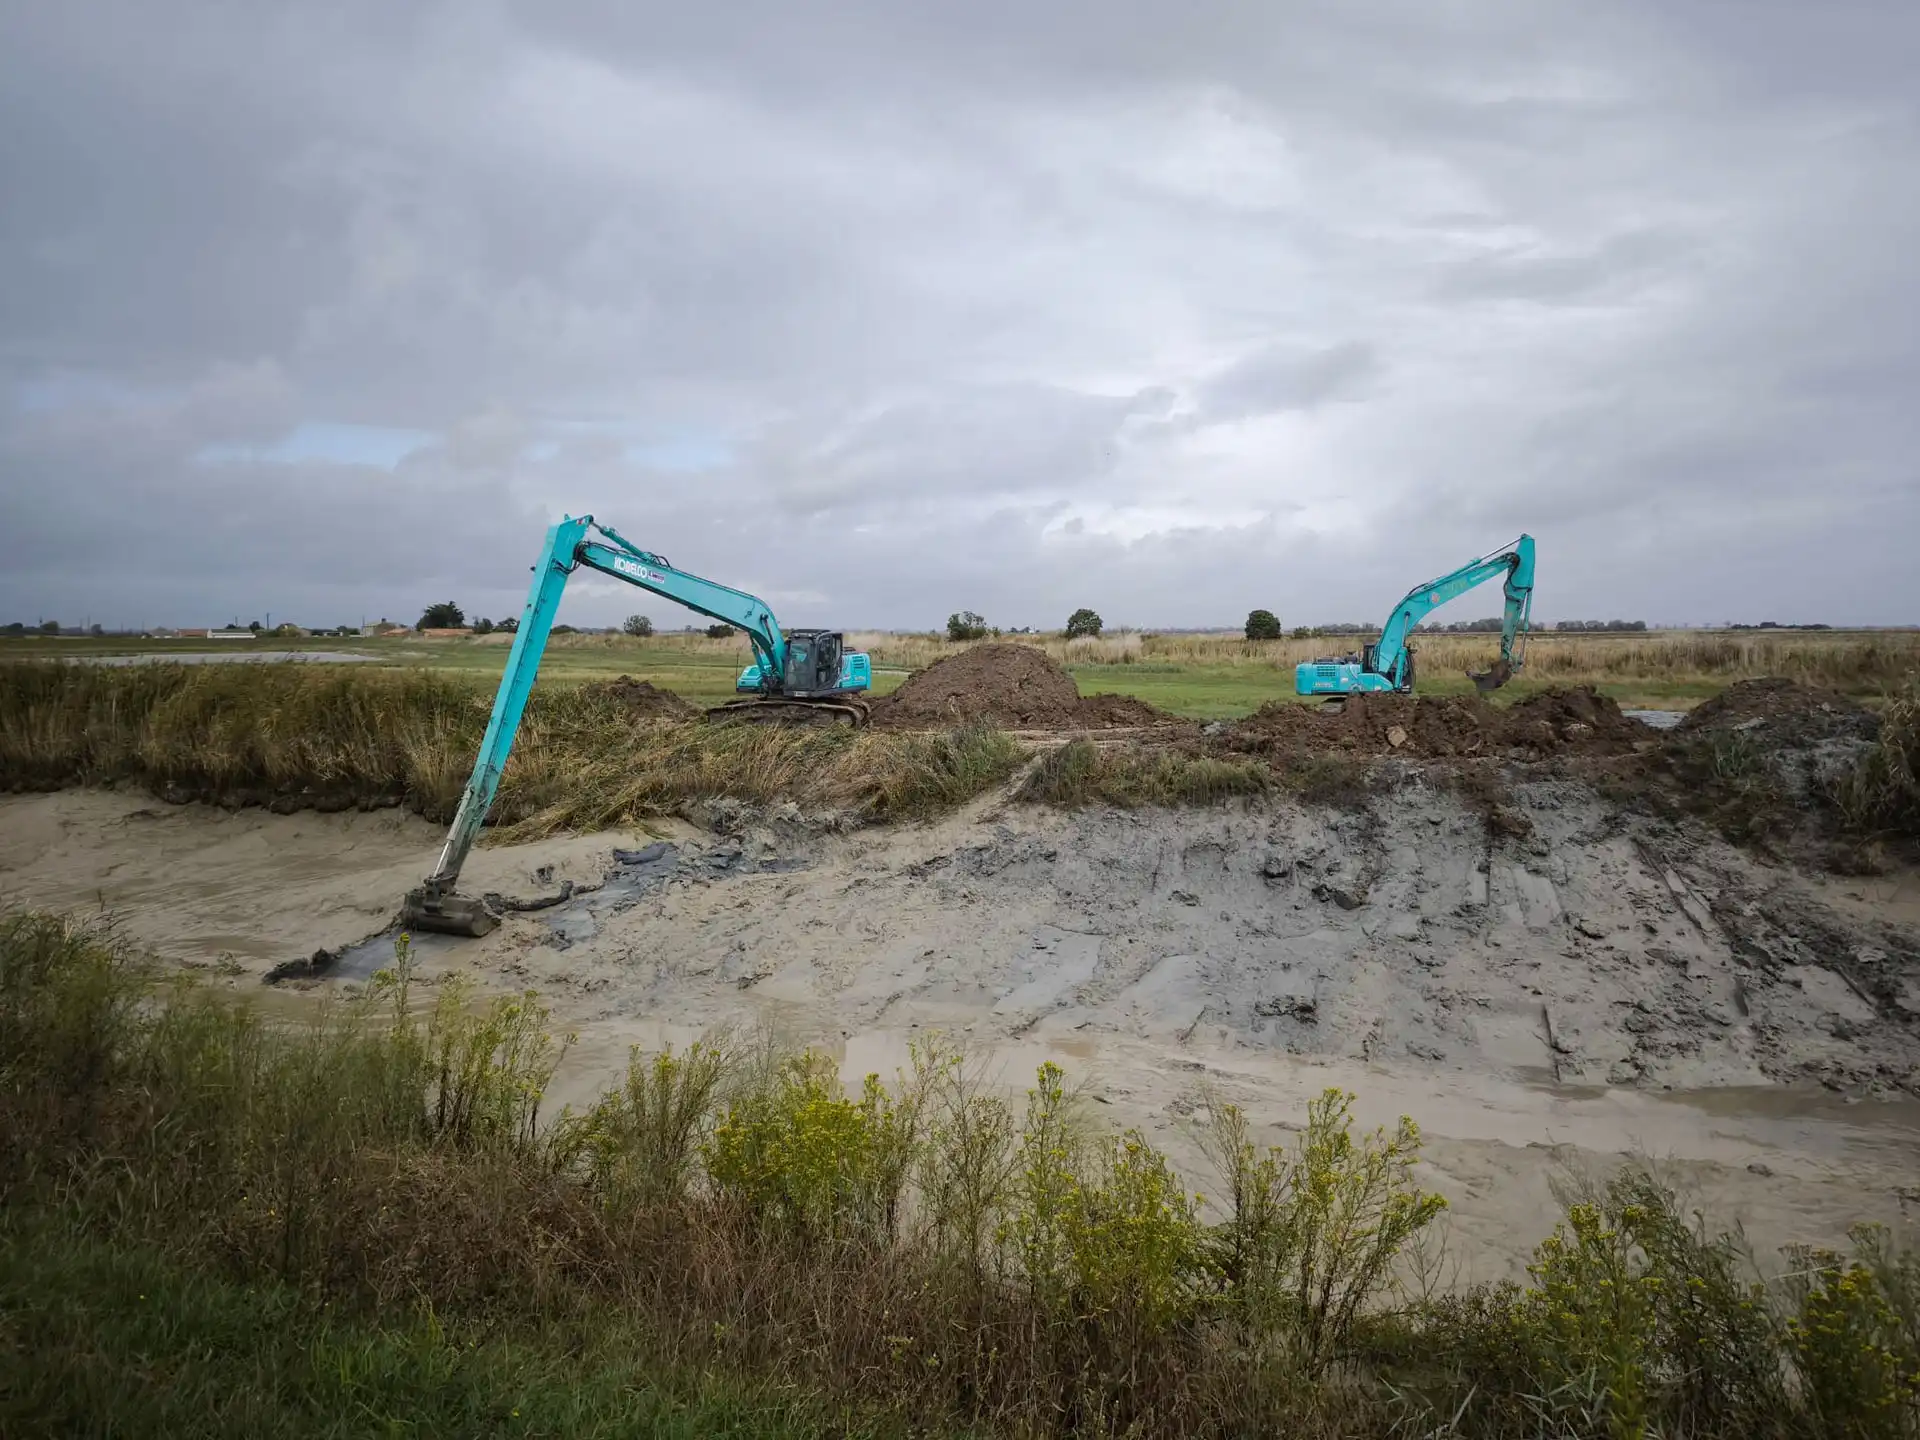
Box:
1625;709;1686;730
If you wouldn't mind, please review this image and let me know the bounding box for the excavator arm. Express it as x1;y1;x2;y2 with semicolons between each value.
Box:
1295;534;1535;696
402;513;866;936
579;521;787;683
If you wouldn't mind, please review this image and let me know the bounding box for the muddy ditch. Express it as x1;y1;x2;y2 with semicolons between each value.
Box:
228;763;1916;1102
8;760;1920;1285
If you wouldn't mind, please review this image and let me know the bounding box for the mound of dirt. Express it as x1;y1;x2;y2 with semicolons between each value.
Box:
870;644;1182;730
1664;680;1884;850
585;676;699;720
1230;686;1646;758
1075;693;1183;728
1679;678;1879;748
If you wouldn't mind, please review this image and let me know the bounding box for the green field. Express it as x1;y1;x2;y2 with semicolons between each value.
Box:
5;625;1917;717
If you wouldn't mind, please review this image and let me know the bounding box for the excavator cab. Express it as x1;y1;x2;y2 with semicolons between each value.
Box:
782;629;844;697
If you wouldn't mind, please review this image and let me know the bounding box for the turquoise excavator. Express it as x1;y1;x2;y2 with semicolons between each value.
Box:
400;513;871;936
1295;534;1535;697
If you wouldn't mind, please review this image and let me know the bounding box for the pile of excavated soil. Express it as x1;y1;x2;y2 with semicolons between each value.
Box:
1680;678;1880;748
1230;686;1647;758
584;676;699;720
869;644;1181;730
1669;679;1884;831
1075;692;1183;727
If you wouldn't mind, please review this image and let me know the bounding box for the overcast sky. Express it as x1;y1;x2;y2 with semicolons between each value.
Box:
3;1;1916;632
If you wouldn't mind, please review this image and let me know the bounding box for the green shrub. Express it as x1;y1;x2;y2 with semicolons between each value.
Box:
1783;1226;1920;1438
1520;1171;1785;1440
1205;1090;1446;1374
705;1051;926;1246
561;1039;735;1210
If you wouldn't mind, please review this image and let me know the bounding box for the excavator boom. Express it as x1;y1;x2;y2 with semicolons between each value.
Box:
1295;534;1535;697
399;513;869;937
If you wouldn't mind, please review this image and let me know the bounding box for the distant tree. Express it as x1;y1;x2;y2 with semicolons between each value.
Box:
704;622;734;640
2;622;24;637
247;620;263;633
271;623;301;637
551;624;577;635
947;610;989;642
419;601;465;629
1554;619;1649;633
1065;608;1103;639
473;617;494;635
497;616;519;633
38;620;59;635
1245;609;1282;641
89;623;104;637
623;614;655;638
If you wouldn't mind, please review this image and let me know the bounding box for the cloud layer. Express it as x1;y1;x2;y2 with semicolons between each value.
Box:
4;0;1916;631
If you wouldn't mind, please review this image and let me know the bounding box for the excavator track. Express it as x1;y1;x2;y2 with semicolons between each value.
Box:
705;696;871;729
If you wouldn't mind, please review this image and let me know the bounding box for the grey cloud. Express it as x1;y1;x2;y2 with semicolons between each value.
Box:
1434;229;1691;304
1198;342;1381;424
2;0;1917;631
755;385;1164;514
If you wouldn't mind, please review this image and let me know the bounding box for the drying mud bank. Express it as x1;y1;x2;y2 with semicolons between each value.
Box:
5;772;1918;1285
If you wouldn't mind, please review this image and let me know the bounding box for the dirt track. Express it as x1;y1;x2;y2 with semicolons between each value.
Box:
5;767;1918;1284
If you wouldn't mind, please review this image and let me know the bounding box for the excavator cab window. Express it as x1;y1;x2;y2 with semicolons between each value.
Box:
783;630;842;694
813;632;841;689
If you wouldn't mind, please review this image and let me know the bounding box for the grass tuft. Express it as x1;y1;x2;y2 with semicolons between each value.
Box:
1831;683;1920;840
1017;739;1270;807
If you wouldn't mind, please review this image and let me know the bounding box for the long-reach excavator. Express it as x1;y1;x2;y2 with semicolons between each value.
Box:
400;512;870;936
1295;534;1535;697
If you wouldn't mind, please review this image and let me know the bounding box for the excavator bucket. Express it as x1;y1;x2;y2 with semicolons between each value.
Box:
1468;658;1515;695
398;885;498;938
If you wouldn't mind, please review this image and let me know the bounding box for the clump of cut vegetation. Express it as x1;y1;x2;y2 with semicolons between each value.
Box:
7;910;1916;1438
1829;683;1920;841
0;663;1024;830
1016;738;1270;808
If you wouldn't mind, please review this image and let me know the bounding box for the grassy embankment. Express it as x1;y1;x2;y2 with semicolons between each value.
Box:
5;661;1919;834
3;911;1917;1438
0;662;1025;835
10;627;1919;717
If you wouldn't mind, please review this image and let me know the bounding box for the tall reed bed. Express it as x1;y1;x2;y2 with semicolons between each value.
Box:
0;663;1024;825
